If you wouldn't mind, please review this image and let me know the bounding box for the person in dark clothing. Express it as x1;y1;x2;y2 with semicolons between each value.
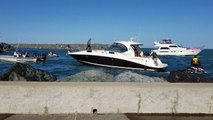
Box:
86;38;92;52
151;52;158;65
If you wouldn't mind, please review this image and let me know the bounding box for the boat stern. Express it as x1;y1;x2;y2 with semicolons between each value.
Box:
155;59;168;71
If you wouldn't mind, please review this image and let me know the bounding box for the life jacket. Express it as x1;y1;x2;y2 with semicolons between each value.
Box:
193;57;199;64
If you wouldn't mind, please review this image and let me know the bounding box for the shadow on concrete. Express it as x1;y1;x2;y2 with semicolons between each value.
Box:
126;114;213;120
0;114;13;120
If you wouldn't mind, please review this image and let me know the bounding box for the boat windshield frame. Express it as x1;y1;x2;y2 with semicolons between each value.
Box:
105;43;128;53
160;39;172;44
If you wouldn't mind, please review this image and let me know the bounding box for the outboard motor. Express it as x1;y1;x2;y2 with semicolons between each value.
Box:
40;54;47;62
36;53;47;62
0;46;3;53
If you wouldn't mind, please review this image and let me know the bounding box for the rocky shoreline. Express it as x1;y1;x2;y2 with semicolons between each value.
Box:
0;42;14;52
0;63;56;81
0;62;212;82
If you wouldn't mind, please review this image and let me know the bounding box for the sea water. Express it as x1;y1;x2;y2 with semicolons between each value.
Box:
0;48;212;81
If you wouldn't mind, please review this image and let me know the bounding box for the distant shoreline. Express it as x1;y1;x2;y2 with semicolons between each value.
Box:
9;44;213;50
11;43;108;50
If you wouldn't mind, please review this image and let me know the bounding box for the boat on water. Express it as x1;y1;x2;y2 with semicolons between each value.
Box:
0;50;46;63
68;38;168;71
48;51;59;57
0;55;37;62
186;66;205;73
152;39;202;56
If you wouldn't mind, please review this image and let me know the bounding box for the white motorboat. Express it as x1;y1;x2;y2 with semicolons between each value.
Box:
68;39;168;71
0;50;46;63
0;55;37;62
152;39;202;56
48;51;59;57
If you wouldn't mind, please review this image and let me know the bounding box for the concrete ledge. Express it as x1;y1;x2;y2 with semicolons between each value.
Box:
0;82;213;114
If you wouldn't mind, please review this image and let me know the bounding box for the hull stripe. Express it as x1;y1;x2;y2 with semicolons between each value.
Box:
79;60;155;71
70;54;167;71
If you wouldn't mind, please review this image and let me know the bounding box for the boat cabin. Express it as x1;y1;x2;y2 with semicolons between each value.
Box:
106;41;144;57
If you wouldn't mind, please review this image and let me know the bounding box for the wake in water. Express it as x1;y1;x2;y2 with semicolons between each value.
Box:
59;70;167;83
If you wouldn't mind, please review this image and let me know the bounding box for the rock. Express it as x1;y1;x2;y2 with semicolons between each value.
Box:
59;70;114;82
207;78;213;82
59;70;166;83
0;62;56;81
0;42;14;53
114;71;166;83
167;70;207;82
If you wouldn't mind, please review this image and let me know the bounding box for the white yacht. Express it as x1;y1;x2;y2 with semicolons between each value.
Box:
68;39;168;71
152;39;202;56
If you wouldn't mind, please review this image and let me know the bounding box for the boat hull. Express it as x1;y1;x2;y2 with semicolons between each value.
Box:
0;55;37;62
70;54;166;71
153;49;202;56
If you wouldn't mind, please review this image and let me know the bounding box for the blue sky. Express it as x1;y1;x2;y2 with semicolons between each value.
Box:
0;0;213;48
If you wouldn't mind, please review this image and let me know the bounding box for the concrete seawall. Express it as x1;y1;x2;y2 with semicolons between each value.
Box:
0;82;213;114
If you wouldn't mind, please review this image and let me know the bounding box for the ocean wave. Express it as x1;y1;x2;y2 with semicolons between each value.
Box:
59;70;167;83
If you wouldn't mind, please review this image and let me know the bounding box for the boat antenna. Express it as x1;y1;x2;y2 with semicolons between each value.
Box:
16;38;21;51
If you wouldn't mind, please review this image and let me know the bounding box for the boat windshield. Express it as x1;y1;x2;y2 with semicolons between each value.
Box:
105;43;128;53
160;39;172;44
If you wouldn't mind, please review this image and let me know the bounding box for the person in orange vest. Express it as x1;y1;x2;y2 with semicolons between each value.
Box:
191;55;201;67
